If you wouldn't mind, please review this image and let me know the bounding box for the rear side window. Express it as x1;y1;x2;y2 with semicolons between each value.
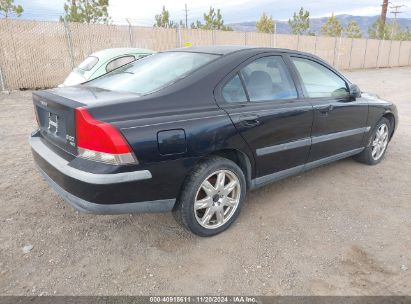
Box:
222;74;247;103
78;56;99;71
240;56;297;102
106;55;136;73
291;57;349;98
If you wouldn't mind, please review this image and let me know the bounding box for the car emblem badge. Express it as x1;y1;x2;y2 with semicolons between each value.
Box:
48;113;59;135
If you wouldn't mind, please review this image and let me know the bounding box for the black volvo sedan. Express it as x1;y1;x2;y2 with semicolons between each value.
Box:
30;46;398;236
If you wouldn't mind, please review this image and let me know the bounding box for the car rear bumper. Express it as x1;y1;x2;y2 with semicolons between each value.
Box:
29;135;176;214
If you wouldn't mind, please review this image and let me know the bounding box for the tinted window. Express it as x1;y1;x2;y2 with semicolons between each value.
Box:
291;57;349;98
88;52;220;95
106;56;136;72
222;74;247;103
240;56;297;102
78;56;99;71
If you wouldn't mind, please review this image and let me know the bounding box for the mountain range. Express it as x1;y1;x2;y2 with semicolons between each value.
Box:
228;15;411;37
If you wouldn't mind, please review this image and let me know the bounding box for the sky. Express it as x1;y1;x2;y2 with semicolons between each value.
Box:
17;0;411;25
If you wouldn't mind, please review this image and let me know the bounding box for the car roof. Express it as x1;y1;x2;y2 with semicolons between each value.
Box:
90;48;155;60
167;45;306;56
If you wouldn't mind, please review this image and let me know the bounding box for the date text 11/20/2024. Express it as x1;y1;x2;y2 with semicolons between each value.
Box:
149;296;257;303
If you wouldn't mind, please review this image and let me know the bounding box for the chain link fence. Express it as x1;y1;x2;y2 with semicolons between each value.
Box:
1;18;411;91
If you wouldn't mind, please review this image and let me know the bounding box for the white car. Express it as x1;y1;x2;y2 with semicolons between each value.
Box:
60;48;154;87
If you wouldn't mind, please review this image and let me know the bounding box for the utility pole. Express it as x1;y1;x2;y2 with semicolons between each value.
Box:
184;4;189;28
390;4;405;37
379;0;389;38
380;0;389;25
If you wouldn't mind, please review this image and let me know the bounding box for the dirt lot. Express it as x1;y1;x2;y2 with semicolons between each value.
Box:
0;67;410;296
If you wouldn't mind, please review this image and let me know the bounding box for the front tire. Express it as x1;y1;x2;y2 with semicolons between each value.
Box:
173;156;246;237
354;117;391;165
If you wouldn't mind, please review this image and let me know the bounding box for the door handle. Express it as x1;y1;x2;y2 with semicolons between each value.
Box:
318;105;334;114
239;114;260;127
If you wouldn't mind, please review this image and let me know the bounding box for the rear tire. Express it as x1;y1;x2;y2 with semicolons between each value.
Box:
173;156;246;237
354;117;390;165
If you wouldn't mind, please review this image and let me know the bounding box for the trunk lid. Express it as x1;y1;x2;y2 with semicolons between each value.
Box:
33;90;81;156
32;86;139;156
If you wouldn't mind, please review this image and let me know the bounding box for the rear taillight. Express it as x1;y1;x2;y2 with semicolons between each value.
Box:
75;107;137;165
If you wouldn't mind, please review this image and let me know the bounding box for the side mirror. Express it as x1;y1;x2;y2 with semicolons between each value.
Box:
349;84;361;100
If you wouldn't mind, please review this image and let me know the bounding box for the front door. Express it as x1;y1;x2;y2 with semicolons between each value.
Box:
218;54;313;186
289;56;369;162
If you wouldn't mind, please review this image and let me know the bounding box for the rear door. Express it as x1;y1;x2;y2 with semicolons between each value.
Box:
215;53;313;184
288;55;368;162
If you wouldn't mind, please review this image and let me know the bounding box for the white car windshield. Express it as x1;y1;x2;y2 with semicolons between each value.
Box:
86;52;220;95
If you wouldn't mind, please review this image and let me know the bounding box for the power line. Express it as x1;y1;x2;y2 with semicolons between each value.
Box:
390;4;405;37
390;4;405;21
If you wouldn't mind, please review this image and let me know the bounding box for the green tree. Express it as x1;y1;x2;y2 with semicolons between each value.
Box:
0;0;23;18
321;13;343;37
190;20;203;29
394;27;411;41
390;24;411;41
202;7;232;31
288;7;310;35
345;20;362;38
256;12;274;33
60;0;110;24
368;19;391;39
154;5;176;28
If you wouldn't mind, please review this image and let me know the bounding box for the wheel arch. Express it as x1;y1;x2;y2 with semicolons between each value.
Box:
382;111;396;140
209;149;254;190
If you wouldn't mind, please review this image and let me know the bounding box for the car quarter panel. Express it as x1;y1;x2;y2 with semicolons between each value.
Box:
361;93;398;145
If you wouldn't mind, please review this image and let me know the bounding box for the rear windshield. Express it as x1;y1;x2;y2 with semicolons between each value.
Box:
78;56;99;71
86;52;220;95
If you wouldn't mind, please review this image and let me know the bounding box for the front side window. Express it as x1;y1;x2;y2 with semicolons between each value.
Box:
222;74;247;103
291;57;349;98
240;56;297;102
106;55;136;73
78;56;99;71
87;52;220;95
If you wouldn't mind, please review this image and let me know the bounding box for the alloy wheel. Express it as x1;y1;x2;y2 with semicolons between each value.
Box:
194;170;241;229
371;123;389;160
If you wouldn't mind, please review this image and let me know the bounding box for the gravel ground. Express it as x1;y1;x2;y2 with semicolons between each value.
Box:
0;67;410;296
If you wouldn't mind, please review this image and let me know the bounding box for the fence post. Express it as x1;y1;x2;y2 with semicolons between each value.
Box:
376;39;382;68
409;48;411;66
274;23;277;48
333;36;338;67
362;39;368;69
177;25;182;47
244;32;247;46
336;33;343;69
397;40;402;67
387;39;393;67
296;35;300;51
126;19;133;47
212;30;216;45
63;20;75;70
348;38;354;70
314;36;318;55
0;65;6;92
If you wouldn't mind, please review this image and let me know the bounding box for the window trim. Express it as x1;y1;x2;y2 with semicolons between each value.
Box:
221;72;249;103
215;53;302;106
287;54;351;101
105;55;136;73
